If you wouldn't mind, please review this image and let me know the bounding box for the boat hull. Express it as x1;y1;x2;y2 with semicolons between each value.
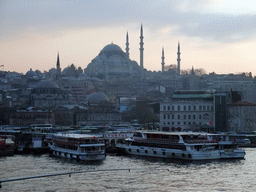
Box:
0;150;15;156
50;146;105;161
117;144;245;160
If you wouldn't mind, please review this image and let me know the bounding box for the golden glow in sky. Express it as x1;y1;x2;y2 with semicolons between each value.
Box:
1;0;256;75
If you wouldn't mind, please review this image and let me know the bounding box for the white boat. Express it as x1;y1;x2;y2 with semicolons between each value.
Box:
49;133;105;161
116;131;246;160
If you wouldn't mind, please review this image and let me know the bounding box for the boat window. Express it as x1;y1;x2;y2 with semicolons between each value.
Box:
223;145;236;149
133;132;142;137
194;145;202;151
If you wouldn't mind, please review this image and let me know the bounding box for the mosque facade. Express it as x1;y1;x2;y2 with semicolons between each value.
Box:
30;80;73;108
84;43;142;78
85;25;146;78
84;25;181;78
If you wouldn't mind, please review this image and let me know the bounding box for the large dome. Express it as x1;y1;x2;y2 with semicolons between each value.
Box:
101;43;123;53
87;92;109;103
35;80;59;88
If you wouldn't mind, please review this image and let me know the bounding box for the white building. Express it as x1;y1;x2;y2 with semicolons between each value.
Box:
160;91;215;132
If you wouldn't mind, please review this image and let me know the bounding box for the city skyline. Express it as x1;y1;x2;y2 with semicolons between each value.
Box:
1;0;256;75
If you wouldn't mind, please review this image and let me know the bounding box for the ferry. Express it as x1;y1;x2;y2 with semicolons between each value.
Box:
49;133;105;161
116;131;246;160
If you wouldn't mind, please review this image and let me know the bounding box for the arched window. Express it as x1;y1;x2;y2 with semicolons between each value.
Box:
203;113;210;120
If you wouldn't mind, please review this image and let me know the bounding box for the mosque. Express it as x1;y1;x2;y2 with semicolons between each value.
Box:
84;25;181;78
25;25;181;80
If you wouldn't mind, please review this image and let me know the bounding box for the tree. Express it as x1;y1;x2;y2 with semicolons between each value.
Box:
194;68;206;76
128;103;158;125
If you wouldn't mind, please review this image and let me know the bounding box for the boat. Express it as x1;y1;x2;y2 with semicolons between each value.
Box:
116;131;246;160
15;124;57;154
0;135;15;156
49;133;105;161
104;131;133;153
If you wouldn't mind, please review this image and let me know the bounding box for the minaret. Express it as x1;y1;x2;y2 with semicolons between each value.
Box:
177;42;181;75
140;24;144;70
126;32;129;58
161;47;165;72
56;52;61;79
191;66;195;76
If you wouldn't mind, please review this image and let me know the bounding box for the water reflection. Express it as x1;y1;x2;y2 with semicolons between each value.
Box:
0;149;254;192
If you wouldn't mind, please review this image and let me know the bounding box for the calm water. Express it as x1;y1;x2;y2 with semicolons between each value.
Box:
1;148;255;192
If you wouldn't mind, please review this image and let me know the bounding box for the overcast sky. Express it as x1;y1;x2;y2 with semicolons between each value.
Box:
1;0;256;75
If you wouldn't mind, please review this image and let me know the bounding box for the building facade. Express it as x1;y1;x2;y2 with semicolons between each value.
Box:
9;109;55;126
227;101;256;133
160;91;214;132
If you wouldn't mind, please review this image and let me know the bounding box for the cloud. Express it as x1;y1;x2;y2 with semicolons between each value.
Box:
178;14;256;42
1;0;256;43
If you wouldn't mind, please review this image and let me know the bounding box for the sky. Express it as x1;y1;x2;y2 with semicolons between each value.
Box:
1;0;256;75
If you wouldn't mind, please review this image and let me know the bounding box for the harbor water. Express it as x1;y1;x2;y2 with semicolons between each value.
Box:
1;148;256;192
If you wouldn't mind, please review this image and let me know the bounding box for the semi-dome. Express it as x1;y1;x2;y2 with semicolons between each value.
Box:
87;92;109;103
101;43;123;53
35;80;59;88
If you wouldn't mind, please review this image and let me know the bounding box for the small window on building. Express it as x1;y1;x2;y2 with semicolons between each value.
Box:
172;115;174;119
203;106;206;110
193;115;195;119
164;115;166;119
188;115;191;119
183;106;186;111
207;106;210;111
168;115;170;119
178;115;180;119
178;105;180;110
188;106;191;111
193;106;196;111
163;106;166;110
168;106;170;110
184;115;186;119
199;106;202;110
172;106;175;110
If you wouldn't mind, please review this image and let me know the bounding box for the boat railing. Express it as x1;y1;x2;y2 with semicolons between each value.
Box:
185;140;219;144
134;137;179;144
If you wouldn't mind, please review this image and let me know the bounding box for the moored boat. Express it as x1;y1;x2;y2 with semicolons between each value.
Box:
0;135;15;156
116;131;246;160
104;131;133;153
49;133;105;161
